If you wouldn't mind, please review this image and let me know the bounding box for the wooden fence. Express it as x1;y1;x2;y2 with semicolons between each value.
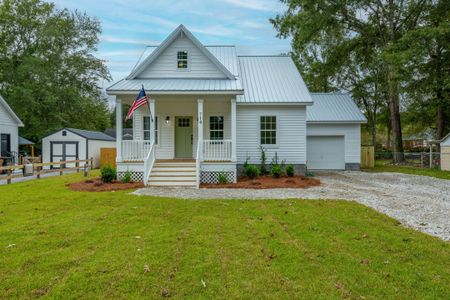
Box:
100;148;116;168
0;158;93;184
361;146;375;169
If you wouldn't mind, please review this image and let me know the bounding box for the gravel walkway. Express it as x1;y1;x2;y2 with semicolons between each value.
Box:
134;171;450;241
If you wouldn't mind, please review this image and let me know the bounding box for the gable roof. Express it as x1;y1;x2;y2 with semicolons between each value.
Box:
307;93;367;123
440;132;450;145
19;136;34;145
104;128;133;140
127;25;235;80
66;128;116;141
0;94;24;127
237;56;313;104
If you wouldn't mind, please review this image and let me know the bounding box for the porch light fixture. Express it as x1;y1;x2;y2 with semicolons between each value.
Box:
165;116;170;124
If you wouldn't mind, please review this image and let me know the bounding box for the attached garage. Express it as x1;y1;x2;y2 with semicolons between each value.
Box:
42;128;115;168
307;93;367;170
307;136;345;170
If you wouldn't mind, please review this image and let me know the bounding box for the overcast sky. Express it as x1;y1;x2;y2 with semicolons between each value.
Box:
50;0;292;90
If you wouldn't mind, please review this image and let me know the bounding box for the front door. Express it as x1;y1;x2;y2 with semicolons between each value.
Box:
51;142;79;169
175;117;193;158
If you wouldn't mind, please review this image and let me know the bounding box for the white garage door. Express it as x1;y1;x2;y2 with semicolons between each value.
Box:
307;136;345;170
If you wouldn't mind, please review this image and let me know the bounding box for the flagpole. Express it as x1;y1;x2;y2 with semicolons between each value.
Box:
144;85;153;123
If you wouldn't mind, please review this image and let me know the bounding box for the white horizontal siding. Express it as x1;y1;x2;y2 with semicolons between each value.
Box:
139;36;226;79
88;140;116;168
236;105;307;164
42;130;86;167
306;123;361;163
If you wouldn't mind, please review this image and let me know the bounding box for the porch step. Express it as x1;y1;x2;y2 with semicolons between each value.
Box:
147;160;197;187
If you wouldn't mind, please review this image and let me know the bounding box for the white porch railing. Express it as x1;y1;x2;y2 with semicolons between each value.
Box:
143;141;155;185
122;140;153;161
196;139;202;188
202;140;232;161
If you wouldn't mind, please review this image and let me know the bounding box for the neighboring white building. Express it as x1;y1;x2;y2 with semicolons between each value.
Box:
0;94;24;164
42;128;115;169
106;25;366;187
440;133;450;171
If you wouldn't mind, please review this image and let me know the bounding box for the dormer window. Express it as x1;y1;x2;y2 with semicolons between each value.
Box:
177;51;188;69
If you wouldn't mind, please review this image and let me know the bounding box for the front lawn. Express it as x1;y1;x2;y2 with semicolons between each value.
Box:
0;173;449;299
365;160;450;180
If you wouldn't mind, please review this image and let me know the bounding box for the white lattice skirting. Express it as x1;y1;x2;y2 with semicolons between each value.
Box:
201;171;236;184
117;171;144;182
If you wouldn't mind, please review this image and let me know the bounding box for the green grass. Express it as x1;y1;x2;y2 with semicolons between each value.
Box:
365;160;450;180
1;172;449;299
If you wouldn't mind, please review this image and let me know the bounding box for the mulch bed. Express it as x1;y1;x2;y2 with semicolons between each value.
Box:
201;175;320;189
68;179;144;192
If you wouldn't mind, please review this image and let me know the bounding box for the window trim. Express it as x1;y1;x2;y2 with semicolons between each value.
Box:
209;115;224;141
259;115;279;148
143;115;159;145
176;50;190;71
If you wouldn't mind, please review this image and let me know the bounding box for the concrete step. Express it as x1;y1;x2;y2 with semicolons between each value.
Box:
147;180;196;187
152;167;196;172
149;175;195;181
154;163;196;167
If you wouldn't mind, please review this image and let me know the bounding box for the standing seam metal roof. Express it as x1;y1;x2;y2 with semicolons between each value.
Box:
307;93;367;122
236;56;313;103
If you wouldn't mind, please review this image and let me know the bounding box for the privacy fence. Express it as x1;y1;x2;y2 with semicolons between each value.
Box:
375;151;450;169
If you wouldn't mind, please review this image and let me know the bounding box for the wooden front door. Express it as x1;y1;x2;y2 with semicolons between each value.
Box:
175;117;193;158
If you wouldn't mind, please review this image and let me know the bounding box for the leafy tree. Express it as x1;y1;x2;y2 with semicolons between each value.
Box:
272;0;430;162
0;0;111;141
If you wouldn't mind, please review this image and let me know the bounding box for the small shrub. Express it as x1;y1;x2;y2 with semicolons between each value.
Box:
270;164;282;178
100;165;116;183
259;146;267;175
217;173;228;184
244;164;259;179
121;171;132;183
286;164;295;177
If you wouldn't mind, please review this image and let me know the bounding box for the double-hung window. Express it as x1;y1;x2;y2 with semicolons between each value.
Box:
177;51;188;69
209;116;224;140
260;116;277;145
143;116;158;144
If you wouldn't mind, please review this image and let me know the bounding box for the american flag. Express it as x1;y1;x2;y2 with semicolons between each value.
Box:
125;86;148;120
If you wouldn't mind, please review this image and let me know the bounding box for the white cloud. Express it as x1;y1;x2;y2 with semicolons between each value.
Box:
100;35;160;45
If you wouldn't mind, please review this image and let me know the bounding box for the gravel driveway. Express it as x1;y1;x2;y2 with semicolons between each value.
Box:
134;171;450;241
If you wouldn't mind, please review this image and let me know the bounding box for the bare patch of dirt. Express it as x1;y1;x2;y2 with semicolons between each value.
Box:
201;175;320;189
68;179;143;192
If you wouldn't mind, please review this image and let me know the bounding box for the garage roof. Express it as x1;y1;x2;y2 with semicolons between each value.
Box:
307;93;367;123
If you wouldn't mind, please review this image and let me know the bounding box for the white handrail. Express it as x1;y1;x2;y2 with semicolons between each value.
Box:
122;140;152;161
143;141;155;185
196;139;202;188
203;140;232;161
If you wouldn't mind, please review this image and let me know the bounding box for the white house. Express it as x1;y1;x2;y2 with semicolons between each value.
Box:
42;128;116;168
0;94;24;164
440;133;450;171
106;25;366;187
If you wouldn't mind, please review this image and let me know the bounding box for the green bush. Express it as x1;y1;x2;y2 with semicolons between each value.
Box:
286;164;295;177
217;173;228;184
121;171;132;183
244;164;259;179
100;165;116;183
259;146;267;175
270;164;282;178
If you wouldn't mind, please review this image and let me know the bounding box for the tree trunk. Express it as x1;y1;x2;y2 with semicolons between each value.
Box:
387;66;404;162
436;89;445;140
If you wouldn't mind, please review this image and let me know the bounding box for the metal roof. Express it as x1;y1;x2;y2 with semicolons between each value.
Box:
205;46;239;77
307;93;367;123
236;56;313;103
66;128;116;141
107;78;243;94
0;94;24;127
19;136;34;145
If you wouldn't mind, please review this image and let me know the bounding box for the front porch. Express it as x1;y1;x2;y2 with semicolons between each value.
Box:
114;95;237;187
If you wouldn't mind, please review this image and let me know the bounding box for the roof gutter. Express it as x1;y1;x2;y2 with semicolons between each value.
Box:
107;90;244;96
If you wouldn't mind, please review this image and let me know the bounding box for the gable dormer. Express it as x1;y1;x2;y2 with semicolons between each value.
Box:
128;25;235;80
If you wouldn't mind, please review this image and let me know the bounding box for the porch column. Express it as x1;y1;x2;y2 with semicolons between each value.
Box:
197;99;204;159
231;98;237;162
115;97;122;162
149;98;155;143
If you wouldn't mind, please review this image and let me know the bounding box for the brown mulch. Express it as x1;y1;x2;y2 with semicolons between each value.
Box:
201;175;320;189
68;179;144;192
